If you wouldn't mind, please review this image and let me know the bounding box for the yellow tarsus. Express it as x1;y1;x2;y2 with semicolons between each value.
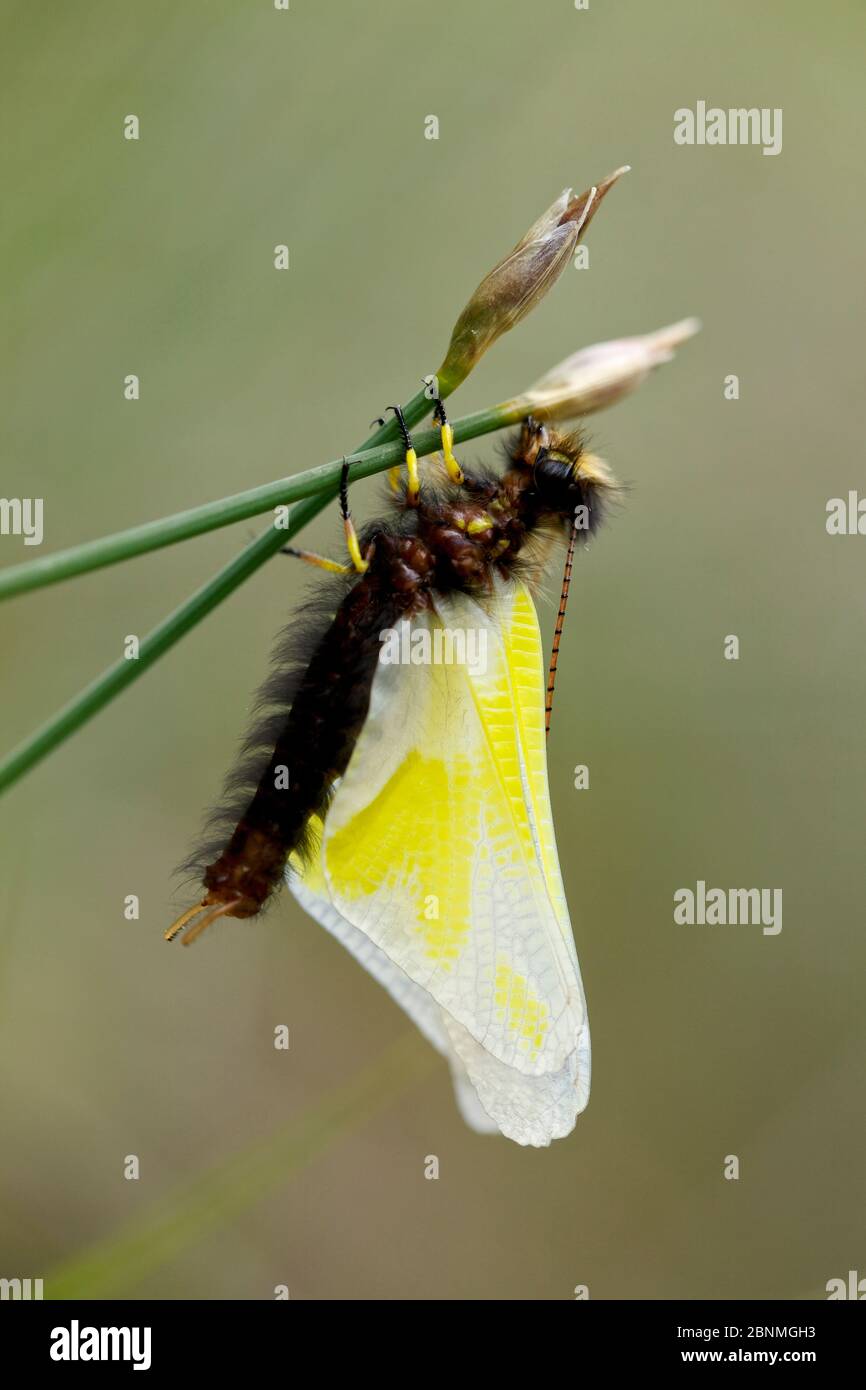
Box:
287;547;351;575
344;516;369;573
440;422;464;484
405;447;420;505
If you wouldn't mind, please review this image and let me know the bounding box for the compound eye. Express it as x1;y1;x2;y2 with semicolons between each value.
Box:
533;449;576;504
531;447;550;488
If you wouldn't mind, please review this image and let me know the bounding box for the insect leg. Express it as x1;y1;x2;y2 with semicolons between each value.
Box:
280;547;352;574
430;391;465;485
373;405;420;505
339;457;371;572
279;458;370;575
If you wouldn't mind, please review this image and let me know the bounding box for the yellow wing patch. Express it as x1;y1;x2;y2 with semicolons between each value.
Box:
325;748;475;967
493;961;550;1060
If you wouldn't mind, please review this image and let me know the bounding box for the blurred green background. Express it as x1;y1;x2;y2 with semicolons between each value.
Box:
1;0;864;1300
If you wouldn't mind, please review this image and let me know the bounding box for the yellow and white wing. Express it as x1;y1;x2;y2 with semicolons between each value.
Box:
287;574;590;1146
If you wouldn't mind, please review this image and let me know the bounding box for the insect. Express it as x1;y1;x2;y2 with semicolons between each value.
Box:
167;398;617;1146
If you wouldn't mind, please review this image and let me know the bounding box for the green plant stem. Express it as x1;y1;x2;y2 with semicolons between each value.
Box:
0;389;529;795
0;395;524;601
0;527;295;793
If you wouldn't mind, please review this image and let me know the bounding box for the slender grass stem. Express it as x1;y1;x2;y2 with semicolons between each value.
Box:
0;396;525;602
1;388;530;794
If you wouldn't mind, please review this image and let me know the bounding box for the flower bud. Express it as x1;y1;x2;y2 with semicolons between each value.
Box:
436;168;630;392
519;317;701;421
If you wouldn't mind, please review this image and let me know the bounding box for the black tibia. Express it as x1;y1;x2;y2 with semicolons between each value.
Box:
339;456;352;520
385;405;413;452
